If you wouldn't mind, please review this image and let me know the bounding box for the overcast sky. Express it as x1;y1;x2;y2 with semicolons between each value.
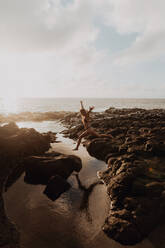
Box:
0;0;164;98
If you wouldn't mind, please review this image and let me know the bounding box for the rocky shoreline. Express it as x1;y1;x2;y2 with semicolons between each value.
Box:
0;122;81;247
61;107;165;245
1;107;165;247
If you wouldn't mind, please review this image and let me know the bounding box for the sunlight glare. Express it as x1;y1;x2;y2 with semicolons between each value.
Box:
2;97;20;114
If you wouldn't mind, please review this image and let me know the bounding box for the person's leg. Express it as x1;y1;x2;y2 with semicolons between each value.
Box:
73;129;89;150
99;133;113;138
87;127;104;137
88;128;113;139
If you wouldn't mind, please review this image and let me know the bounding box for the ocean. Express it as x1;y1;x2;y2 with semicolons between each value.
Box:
0;97;165;114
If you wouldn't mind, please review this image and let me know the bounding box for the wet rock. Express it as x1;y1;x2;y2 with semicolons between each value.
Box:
43;175;71;201
0;197;20;248
24;153;82;185
123;197;138;210
111;209;132;221
145;182;164;197
161;190;165;199
132;180;146;196
43;131;57;143
0;126;51;159
86;138;118;161
0;123;56;247
60;107;165;245
103;216;142;245
145;141;165;156
0;122;19;138
0;122;83;247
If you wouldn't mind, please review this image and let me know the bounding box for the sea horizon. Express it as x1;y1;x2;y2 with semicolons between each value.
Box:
0;97;165;114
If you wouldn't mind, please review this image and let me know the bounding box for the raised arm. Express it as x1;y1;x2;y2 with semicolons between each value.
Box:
88;106;94;113
80;100;84;109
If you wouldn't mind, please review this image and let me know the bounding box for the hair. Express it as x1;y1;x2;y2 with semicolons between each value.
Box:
80;108;86;115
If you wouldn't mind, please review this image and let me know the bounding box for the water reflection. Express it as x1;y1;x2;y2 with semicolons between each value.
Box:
75;174;103;222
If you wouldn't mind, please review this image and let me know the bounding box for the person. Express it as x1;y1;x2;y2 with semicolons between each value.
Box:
73;101;113;150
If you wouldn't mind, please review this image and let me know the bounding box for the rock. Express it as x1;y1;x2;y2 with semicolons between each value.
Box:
43;131;57;143
0;197;20;248
145;141;165;156
86;138;118;161
97;168;112;186
43;175;71;201
0;123;60;247
0;126;51;159
0;122;19;138
145;182;164;197
123;197;138;210
24;153;82;184
111;209;132;221
103;216;142;245
132;180;146;196
60;107;165;245
161;190;165;199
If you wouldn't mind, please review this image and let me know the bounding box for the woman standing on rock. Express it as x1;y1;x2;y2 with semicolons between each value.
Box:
73;101;113;150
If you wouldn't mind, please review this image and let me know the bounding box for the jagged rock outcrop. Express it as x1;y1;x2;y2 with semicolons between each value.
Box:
62;107;165;245
0;122;82;247
0;122;51;247
24;152;82;201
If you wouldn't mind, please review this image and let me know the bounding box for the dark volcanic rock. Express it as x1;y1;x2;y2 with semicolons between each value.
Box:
0;122;19;138
96;153;165;245
24;152;82;184
0;122;81;247
43;175;71;201
61;107;165;245
0;122;52;247
86;138;118;161
0;126;51;159
0;196;20;248
103;216;142;245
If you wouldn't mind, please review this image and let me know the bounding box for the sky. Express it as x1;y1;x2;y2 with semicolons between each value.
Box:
0;0;165;98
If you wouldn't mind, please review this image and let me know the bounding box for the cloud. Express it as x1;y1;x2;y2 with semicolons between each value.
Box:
0;0;164;98
1;0;165;64
0;0;99;52
114;31;165;65
0;0;107;97
105;0;165;64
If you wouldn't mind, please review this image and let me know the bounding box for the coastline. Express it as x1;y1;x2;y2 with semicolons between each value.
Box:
0;120;83;248
60;107;165;245
1;107;165;247
0;122;52;247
